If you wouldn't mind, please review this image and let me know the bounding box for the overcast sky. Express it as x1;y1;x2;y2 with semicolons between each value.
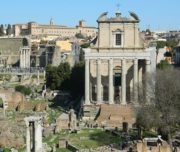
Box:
1;0;180;31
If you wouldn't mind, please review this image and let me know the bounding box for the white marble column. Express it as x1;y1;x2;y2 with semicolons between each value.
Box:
43;70;46;79
35;120;42;152
121;59;127;105
145;60;151;103
37;70;40;85
23;49;26;68
133;59;138;103
85;59;90;105
26;124;31;152
108;59;114;104
97;59;102;103
27;49;30;68
20;49;22;68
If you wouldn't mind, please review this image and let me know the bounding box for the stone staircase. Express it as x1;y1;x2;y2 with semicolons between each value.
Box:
96;104;136;129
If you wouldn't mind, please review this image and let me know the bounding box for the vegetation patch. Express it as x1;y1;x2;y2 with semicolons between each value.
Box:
15;85;32;95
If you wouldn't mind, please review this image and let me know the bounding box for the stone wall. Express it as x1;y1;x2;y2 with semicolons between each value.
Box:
0;88;24;107
0;120;25;148
0;38;29;66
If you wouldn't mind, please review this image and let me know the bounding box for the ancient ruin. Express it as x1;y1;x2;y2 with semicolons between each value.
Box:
24;116;43;152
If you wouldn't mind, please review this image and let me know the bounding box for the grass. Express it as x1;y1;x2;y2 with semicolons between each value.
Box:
3;148;10;152
43;129;123;150
43;134;60;145
62;129;122;149
143;130;157;138
56;148;71;152
18;147;26;152
47;109;62;124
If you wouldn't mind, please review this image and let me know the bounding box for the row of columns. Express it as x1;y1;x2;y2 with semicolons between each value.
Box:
85;58;151;105
0;59;7;66
20;48;31;68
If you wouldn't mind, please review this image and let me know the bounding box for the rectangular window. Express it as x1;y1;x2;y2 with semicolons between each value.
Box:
116;34;122;46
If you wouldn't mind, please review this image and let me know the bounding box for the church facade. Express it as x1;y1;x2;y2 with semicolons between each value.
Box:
84;11;156;105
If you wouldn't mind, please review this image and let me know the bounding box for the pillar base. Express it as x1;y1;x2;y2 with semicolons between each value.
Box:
121;102;127;105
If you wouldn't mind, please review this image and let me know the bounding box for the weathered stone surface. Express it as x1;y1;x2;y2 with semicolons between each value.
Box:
0;120;25;148
96;104;136;129
0;88;24;106
43;126;54;138
79;146;121;152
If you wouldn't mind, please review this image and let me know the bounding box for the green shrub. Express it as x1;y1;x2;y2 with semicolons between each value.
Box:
15;85;32;95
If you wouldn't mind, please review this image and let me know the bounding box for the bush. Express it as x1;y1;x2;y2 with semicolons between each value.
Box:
15;85;32;95
157;60;171;70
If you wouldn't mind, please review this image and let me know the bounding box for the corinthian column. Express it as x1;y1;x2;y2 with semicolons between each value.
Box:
108;59;114;104
23;49;26;68
121;59;127;105
85;59;90;105
133;59;138;104
97;59;102;104
20;49;22;68
145;60;151;104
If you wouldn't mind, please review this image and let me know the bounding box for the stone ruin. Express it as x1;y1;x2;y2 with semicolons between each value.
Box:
55;109;77;133
24;116;43;152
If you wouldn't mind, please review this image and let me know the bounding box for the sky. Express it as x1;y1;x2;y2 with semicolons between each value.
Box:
0;0;180;31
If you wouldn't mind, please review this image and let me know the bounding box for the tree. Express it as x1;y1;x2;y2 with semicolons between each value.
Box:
156;40;178;49
81;43;90;48
79;48;84;61
69;61;85;99
6;24;12;35
157;60;171;70
137;68;180;150
46;65;59;90
0;24;4;36
46;62;71;90
75;33;85;39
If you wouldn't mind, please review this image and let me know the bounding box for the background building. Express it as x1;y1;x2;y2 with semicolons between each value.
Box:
14;20;97;38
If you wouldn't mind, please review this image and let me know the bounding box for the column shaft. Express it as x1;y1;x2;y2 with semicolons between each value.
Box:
24;50;26;68
22;49;26;68
145;60;151;103
37;70;40;85
121;59;127;105
20;50;22;68
26;126;31;152
133;59;138;103
35;121;42;152
85;59;90;105
97;59;102;103
108;59;114;104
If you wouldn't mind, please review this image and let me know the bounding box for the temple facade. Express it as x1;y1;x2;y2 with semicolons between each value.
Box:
84;11;156;105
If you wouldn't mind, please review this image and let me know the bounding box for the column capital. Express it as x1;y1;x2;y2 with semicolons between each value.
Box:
97;58;101;64
134;58;138;64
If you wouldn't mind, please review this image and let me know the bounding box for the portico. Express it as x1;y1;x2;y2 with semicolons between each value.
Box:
84;11;156;105
20;47;31;68
84;50;154;105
